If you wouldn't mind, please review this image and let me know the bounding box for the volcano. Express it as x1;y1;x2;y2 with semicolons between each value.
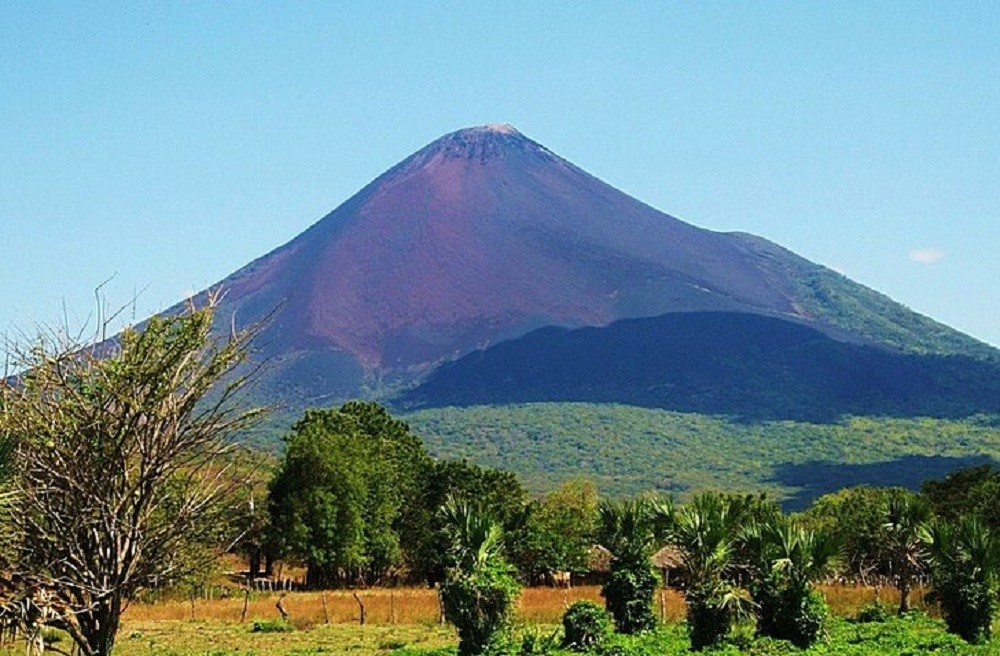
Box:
186;124;997;416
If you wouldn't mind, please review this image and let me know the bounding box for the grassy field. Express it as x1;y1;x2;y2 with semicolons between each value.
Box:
1;585;979;656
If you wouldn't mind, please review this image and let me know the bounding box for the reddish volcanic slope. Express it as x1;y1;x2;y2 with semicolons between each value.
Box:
210;124;814;394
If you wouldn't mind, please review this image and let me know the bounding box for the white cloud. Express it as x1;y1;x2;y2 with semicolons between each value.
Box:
909;247;945;264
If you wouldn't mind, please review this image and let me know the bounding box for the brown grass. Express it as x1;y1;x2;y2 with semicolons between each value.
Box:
126;585;690;627
125;588;443;627
818;583;935;617
124;582;933;630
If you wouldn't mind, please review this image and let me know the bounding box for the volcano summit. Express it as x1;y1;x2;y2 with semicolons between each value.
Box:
186;125;997;420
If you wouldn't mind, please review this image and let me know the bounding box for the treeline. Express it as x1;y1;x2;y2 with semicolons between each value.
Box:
251;402;1000;646
256;401;595;588
430;472;1000;653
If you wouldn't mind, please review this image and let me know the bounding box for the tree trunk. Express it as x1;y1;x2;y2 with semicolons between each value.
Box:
249;549;261;581
898;580;910;615
77;595;122;656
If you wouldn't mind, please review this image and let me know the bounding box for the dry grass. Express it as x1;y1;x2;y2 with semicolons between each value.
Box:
125;588;443;627
126;584;692;628
0;584;942;656
818;583;935;617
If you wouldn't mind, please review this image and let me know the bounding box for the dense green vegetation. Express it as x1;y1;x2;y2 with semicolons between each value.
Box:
405;403;1000;507
790;261;1000;362
392;614;1000;655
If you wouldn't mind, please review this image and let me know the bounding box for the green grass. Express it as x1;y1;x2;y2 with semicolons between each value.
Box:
0;621;456;656
404;403;1000;506
2;608;997;655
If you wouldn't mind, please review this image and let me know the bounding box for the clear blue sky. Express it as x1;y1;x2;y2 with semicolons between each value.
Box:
2;2;998;347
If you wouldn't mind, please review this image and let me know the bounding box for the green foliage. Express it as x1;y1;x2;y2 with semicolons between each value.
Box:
507;479;599;584
406;459;529;585
597;498;665;634
561;601;612;651
922;464;1000;529
268;402;431;586
921;517;1000;643
854;600;891;623
670;493;751;651
248;618;294;633
405;403;1000;505
881;492;931;613
602;566;658;636
515;627;561;655
0;298;262;656
744;516;837;647
439;499;521;656
788;261;999;362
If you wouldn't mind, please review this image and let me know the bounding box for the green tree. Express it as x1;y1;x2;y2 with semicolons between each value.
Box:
403;459;528;584
596;497;665;634
268;402;429;587
439;499;521;656
0;296;262;656
670;493;749;651
921;517;1000;643
922;464;1000;530
508;478;599;584
745;516;838;647
803;485;899;582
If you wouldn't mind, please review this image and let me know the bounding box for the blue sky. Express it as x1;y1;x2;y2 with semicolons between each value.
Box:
2;2;998;347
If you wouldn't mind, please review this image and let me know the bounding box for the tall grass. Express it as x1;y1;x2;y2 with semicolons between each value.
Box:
123;583;925;628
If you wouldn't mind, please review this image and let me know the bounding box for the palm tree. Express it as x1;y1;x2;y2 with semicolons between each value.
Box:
596;498;663;634
745;517;839;647
920;517;1000;643
880;493;931;614
670;493;750;651
439;498;521;655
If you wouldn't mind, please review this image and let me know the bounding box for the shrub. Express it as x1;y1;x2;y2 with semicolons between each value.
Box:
745;518;837;648
684;585;741;651
922;517;1000;644
854;600;891;623
248;618;293;633
671;493;750;650
602;564;658;635
751;574;828;648
561;600;613;651
516;628;560;655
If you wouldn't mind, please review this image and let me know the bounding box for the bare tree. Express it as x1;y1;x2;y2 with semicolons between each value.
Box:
0;292;264;656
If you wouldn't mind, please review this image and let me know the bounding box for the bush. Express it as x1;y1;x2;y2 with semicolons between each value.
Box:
854;600;891;623
751;576;828;648
922;517;1000;644
602;564;657;635
561;601;612;651
685;586;738;651
442;567;520;655
248;618;293;633
515;628;560;655
929;569;995;644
